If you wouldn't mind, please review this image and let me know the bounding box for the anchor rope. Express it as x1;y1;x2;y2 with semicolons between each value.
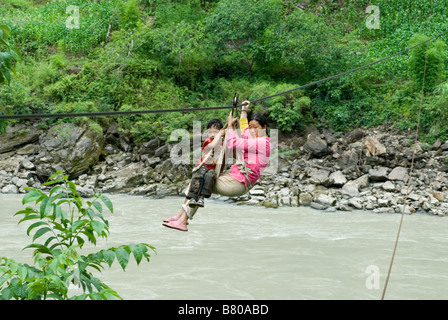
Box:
380;0;433;300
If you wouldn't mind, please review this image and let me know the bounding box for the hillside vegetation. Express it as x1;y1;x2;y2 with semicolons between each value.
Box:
1;0;447;143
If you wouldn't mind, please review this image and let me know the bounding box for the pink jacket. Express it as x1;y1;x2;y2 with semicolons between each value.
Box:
226;128;271;188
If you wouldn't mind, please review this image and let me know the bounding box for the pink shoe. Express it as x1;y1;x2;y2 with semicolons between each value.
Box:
163;216;188;225
163;216;179;223
162;220;188;232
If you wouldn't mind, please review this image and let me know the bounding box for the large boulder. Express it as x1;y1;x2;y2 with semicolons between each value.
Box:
101;162;152;193
303;133;327;157
35;123;104;179
338;150;359;169
329;170;347;187
0;129;41;154
365;136;386;156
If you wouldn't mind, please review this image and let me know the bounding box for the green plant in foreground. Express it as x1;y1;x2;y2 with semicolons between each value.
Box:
0;171;155;300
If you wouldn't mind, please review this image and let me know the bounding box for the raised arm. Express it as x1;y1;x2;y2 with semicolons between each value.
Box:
206;129;225;150
240;100;250;132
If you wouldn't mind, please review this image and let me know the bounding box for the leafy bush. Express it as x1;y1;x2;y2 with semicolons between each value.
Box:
153;0;205;27
418;82;448;142
0;24;23;85
204;0;282;73
0;24;23;132
2;0;120;54
0;171;155;300
260;9;347;81
119;0;142;30
0;0;33;12
364;0;448;79
408;34;446;92
268;96;311;132
145;20;210;87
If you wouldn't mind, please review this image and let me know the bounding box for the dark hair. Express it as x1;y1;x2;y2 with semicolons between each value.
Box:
249;112;268;128
207;118;223;130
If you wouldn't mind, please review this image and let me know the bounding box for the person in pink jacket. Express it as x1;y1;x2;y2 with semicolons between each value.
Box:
163;101;271;231
214;103;271;195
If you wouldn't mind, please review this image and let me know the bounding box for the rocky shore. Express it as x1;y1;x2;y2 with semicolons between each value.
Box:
1;122;448;216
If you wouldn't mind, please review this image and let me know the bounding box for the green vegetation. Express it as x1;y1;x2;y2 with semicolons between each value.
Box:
0;0;447;142
0;171;155;300
0;24;22;85
0;22;23;132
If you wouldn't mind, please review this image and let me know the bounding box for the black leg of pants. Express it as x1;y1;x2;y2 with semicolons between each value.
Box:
201;169;216;198
186;166;216;199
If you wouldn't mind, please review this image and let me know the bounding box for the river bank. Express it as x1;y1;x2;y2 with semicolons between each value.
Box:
1;122;448;216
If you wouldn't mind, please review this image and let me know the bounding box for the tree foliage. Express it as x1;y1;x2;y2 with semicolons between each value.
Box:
1;0;448;142
0;24;22;85
0;171;155;300
408;34;446;92
204;0;282;73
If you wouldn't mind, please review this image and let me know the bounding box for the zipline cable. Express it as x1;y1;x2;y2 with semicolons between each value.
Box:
1;27;448;120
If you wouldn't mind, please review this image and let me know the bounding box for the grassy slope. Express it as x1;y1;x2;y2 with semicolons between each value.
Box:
1;0;447;143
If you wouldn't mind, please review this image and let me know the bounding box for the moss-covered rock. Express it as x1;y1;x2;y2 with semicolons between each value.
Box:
35;123;104;179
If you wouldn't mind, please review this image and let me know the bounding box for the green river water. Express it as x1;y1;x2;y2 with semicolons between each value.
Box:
1;193;447;300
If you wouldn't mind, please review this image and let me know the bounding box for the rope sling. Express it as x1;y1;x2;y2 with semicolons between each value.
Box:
215;94;254;188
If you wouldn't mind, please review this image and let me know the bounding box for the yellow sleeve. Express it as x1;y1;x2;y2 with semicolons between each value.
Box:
240;117;248;133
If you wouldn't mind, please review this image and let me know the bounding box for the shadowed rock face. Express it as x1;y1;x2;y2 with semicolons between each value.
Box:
0;130;41;154
35;123;104;180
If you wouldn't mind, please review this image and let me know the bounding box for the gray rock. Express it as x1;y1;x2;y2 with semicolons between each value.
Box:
249;188;266;196
1;184;18;194
21;158;35;170
354;174;370;189
369;167;389;181
382;181;395;191
299;192;313;206
277;187;291;206
35;123;104;179
303;133;327;157
143;156;161;168
14;178;28;188
102;162;150;193
342;181;360;197
308;168;331;185
388;167;409;182
345;129;364;143
310;202;327;210
17;144;39;155
0;155;22;172
338;150;359;169
155;144;169;158
141;137;163;154
365;136;386;156
348;198;363;209
441;142;448;151
316;193;336;206
0;130;41;154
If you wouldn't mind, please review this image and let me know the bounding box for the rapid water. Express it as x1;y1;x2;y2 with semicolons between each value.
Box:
1;193;447;300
